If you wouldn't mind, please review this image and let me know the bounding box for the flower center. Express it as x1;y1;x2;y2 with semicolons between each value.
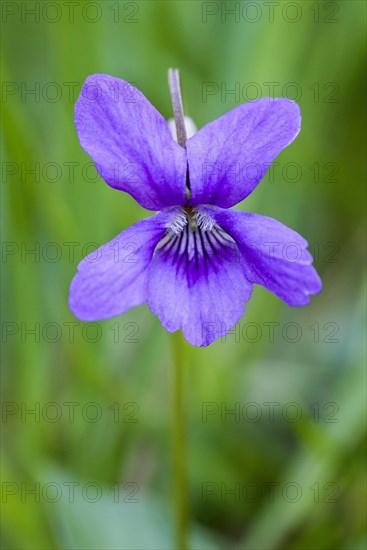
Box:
168;206;215;236
156;206;239;282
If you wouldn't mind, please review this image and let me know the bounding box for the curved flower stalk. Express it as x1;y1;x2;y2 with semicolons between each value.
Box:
69;71;321;347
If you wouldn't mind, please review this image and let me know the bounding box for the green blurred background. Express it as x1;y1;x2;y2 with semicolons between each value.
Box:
1;1;366;548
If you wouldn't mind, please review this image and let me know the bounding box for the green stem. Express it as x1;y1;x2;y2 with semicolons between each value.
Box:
172;330;189;550
168;68;187;149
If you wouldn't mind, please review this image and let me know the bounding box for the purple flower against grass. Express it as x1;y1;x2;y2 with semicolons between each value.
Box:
69;73;321;346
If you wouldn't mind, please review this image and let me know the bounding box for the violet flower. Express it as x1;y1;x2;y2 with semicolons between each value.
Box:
69;73;321;347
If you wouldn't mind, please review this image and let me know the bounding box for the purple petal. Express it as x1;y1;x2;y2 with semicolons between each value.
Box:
147;218;253;346
187;98;301;208
204;207;322;306
75;74;187;210
69;209;179;321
